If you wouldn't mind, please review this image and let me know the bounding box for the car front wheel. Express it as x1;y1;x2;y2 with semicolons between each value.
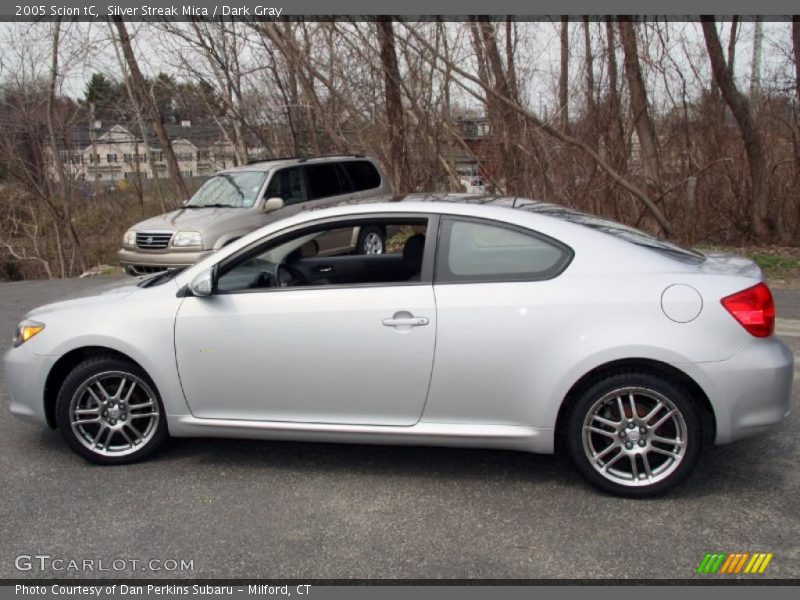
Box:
565;372;702;497
55;356;167;465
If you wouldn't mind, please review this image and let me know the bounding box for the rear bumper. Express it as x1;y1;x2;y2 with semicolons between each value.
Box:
688;336;794;444
118;248;212;271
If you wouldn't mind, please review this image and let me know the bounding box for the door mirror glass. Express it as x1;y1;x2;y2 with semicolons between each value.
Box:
189;269;214;297
263;197;285;213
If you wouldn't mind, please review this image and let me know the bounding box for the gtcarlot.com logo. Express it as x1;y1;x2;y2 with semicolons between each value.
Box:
696;552;773;575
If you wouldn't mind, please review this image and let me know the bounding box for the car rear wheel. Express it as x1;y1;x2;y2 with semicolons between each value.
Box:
565;372;702;497
357;226;385;255
55;356;167;465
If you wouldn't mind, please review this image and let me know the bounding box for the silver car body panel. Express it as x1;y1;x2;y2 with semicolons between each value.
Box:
5;198;793;452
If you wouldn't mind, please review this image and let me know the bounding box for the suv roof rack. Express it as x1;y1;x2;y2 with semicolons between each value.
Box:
246;153;365;165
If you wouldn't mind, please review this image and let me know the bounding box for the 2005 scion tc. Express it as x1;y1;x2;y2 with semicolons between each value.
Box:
4;195;793;496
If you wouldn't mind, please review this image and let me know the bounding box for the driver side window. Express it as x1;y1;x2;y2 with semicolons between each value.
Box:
264;167;306;205
216;217;430;293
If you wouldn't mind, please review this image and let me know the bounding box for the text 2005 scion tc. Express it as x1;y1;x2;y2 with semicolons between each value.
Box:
4;195;793;496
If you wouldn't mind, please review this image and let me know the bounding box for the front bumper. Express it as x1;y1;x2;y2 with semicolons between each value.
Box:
4;344;57;427
118;248;211;271
690;336;794;445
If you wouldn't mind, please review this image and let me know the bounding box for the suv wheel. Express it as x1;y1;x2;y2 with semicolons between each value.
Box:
565;372;702;497
357;226;385;255
55;356;167;465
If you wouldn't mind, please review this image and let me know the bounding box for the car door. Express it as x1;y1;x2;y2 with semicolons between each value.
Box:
173;216;437;426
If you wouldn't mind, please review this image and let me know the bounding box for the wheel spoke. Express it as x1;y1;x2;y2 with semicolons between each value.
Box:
585;425;616;438
92;424;108;447
616;395;626;420
650;446;680;458
74;407;100;415
86;387;103;406
592;414;619;428
123;423;144;444
594;443;619;461
72;416;100;426
114;377;128;400
129;411;158;420
644;400;664;422
629;455;639;480
123;381;137;403
128;400;154;411
628;393;638;419
651;435;684;447
642;453;653;479
94;380;111;400
604;451;625;470
651;409;677;430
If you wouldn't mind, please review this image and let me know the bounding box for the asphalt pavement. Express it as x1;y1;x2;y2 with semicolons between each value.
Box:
0;276;798;580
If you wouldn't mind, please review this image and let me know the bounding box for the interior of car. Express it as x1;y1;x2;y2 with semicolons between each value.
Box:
217;218;428;293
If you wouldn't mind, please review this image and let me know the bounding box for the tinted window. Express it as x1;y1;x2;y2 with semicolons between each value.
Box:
342;160;381;191
436;218;571;283
304;164;352;200
265;167;305;205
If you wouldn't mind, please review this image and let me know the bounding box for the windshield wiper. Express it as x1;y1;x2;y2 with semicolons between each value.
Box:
138;268;184;288
186;202;238;209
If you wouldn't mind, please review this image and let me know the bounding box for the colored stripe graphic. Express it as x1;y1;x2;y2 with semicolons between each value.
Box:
697;552;772;574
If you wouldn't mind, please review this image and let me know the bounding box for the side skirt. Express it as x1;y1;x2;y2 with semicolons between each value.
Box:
167;415;554;454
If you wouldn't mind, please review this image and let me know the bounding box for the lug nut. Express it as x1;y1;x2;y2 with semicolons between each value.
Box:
639;427;647;434
638;439;646;447
625;442;633;449
627;422;635;429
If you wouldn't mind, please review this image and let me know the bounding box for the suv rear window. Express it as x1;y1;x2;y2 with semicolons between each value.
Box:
304;163;353;200
342;160;381;191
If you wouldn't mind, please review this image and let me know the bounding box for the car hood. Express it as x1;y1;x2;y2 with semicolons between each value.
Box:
133;207;245;231
26;278;141;319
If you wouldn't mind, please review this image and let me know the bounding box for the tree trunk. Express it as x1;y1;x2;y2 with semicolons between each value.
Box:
47;19;87;275
377;18;409;191
604;18;626;169
559;17;569;131
582;17;597;147
113;18;189;203
618;19;660;186
701;18;769;239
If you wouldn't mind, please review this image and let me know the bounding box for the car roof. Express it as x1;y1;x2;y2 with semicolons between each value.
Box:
220;154;375;173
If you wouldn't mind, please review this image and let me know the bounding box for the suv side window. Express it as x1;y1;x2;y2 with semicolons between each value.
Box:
435;217;572;283
304;163;353;200
265;167;306;205
342;160;381;191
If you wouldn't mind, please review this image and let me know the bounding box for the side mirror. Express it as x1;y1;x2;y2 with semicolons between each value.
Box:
189;269;214;297
262;197;285;213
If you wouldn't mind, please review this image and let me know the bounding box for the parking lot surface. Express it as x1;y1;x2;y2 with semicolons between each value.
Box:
1;276;798;579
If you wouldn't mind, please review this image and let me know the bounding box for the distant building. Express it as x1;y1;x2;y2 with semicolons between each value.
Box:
49;121;246;185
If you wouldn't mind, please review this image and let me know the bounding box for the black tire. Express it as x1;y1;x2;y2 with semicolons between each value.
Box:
356;226;385;255
564;371;702;498
55;355;168;465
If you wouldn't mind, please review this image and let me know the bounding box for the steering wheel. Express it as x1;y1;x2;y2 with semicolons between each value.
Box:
276;263;305;287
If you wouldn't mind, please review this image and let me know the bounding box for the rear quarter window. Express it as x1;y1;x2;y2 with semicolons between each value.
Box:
304;163;353;200
436;218;573;283
342;160;382;191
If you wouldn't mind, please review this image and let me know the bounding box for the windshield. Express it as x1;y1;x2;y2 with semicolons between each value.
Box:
186;171;267;209
519;202;705;264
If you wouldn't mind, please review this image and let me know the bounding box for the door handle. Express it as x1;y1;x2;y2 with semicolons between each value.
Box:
382;315;429;327
317;265;333;273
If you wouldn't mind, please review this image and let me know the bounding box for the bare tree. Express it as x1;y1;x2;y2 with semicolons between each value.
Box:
618;18;661;186
559;17;569;131
112;18;189;203
377;18;410;191
701;17;769;239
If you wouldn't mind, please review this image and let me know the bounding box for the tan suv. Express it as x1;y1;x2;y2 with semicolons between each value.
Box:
118;155;392;275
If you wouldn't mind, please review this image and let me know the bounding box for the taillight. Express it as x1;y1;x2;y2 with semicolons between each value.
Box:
720;282;775;337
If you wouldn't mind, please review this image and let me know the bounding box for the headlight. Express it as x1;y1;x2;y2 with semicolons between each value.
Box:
13;320;45;347
123;230;137;248
172;231;204;248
